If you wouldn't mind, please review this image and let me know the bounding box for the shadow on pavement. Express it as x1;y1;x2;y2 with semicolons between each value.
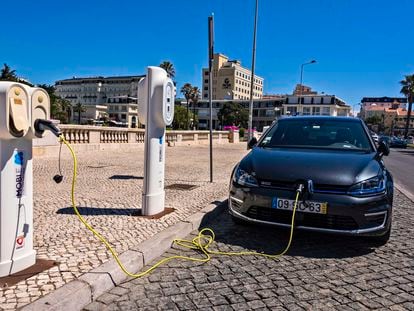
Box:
109;175;144;180
198;201;377;260
57;206;140;216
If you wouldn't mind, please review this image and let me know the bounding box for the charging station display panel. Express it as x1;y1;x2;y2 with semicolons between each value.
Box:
163;81;174;126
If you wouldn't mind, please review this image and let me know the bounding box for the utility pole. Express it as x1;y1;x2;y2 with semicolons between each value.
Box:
208;14;214;183
247;0;258;142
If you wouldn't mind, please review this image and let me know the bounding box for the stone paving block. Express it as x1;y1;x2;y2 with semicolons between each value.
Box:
11;144;247;309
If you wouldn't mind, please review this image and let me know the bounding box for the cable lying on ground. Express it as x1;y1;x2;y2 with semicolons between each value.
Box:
60;135;301;278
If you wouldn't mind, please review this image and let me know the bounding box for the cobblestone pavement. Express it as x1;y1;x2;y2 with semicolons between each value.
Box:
0;143;247;310
86;191;414;311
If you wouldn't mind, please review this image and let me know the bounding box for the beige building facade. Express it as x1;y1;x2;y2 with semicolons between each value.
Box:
55;75;143;127
202;53;264;100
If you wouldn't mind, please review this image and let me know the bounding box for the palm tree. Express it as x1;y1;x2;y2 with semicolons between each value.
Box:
180;83;193;130
159;61;175;79
400;74;414;138
0;63;18;81
73;102;87;124
191;87;200;130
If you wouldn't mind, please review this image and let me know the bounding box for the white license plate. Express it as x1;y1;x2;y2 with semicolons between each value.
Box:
272;198;327;214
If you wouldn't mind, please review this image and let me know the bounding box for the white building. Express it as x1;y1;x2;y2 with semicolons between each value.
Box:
186;94;351;131
283;94;351;117
55;75;144;127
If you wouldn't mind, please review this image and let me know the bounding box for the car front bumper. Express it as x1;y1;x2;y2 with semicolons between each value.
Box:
229;183;392;236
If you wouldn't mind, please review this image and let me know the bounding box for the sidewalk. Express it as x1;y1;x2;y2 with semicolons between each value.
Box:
0;143;247;310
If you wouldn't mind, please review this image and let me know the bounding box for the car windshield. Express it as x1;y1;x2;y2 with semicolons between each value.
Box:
258;119;373;152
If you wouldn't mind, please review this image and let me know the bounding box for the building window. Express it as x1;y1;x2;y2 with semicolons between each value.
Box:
204;87;208;91
204;71;208;76
204;79;208;83
303;107;311;115
313;107;321;115
322;107;330;115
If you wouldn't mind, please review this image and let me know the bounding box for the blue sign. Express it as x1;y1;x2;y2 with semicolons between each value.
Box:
14;152;24;165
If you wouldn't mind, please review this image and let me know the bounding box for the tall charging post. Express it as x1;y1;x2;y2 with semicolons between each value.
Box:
138;67;175;216
0;82;50;276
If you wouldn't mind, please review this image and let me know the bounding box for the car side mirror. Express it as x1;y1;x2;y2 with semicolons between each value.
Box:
247;137;258;150
377;141;390;157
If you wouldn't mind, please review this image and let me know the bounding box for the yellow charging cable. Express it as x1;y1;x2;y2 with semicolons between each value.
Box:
60;135;300;278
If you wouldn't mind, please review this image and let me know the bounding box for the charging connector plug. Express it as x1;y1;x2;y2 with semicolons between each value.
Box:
34;119;62;137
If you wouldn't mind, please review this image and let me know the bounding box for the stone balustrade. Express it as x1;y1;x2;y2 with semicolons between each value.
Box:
49;125;232;145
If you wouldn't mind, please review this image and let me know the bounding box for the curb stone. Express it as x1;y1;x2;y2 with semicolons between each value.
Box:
21;197;228;311
394;182;414;203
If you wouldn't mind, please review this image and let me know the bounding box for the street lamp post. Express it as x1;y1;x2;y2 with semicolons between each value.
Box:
247;0;259;142
298;60;316;115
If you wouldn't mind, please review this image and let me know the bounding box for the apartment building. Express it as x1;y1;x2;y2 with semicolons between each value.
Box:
360;97;407;118
55;75;143;126
202;53;264;100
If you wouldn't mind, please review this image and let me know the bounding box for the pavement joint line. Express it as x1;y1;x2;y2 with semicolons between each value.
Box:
21;197;228;311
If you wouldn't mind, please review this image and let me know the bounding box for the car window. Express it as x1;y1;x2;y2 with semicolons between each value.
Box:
259;119;373;151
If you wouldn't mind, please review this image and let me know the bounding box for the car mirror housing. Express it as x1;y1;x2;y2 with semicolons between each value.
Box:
247;137;258;150
377;141;390;157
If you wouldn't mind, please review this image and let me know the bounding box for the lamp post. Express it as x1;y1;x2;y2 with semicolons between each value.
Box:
247;0;259;142
298;60;316;115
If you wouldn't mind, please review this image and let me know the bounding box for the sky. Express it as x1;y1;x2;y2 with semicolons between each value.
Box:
1;0;413;109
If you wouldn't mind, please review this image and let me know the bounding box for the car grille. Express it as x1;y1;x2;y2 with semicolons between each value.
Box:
365;213;386;227
230;197;243;210
245;206;359;230
259;179;349;194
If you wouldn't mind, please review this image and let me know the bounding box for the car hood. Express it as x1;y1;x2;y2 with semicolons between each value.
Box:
240;147;381;186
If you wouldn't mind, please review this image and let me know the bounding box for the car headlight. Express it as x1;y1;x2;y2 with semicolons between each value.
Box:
348;174;386;196
233;166;258;187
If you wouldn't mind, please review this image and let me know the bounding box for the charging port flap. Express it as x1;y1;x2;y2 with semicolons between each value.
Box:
9;97;29;136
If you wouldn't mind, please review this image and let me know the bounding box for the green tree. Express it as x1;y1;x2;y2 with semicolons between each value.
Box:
191;86;200;130
172;105;197;130
217;102;249;128
73;102;87;124
365;115;382;125
0;63;33;86
0;63;18;81
180;83;193;130
159;61;175;79
365;114;385;132
37;84;71;123
400;74;414;138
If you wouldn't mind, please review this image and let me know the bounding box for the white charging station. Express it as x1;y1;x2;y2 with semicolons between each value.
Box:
138;67;174;216
0;81;50;277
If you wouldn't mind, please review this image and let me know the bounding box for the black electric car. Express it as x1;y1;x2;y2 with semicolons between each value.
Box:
229;117;393;243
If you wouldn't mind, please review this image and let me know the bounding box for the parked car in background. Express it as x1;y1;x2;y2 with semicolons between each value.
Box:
379;136;391;145
407;136;414;144
371;133;379;143
389;137;407;148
